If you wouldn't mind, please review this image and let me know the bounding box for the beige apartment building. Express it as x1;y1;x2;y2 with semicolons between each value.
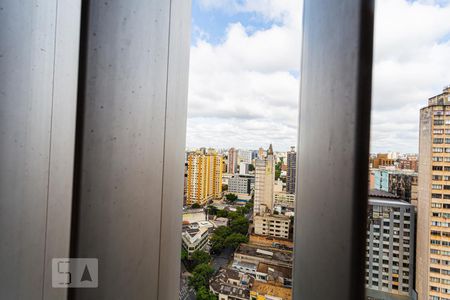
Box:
254;214;291;239
254;145;275;216
273;192;295;209
417;86;450;300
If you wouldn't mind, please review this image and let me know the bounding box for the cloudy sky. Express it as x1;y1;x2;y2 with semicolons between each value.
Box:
185;0;450;153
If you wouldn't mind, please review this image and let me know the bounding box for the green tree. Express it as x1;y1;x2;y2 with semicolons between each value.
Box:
191;250;211;267
207;205;218;215
210;226;232;253
181;248;188;261
248;164;255;172
216;210;229;218
224;233;248;249
227;211;241;220
196;286;218;300
188;263;215;291
236;206;249;215
225;193;238;203
230;216;249;235
275;161;282;180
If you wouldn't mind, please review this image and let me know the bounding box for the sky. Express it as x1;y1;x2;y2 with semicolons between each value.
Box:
186;0;450;153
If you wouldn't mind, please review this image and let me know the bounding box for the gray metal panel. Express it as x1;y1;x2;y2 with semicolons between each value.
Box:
43;1;81;298
157;0;192;299
0;0;80;299
293;0;374;299
71;0;191;299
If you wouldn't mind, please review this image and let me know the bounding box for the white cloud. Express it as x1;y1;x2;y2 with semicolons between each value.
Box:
371;0;450;152
188;0;450;153
187;0;302;151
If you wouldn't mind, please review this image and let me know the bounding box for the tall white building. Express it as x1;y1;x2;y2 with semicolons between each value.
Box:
239;162;249;175
238;150;253;164
254;145;275;216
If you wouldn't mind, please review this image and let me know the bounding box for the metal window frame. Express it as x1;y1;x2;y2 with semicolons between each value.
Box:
0;0;374;299
293;0;374;299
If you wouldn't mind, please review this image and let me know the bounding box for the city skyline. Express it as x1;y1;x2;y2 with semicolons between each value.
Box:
186;0;450;153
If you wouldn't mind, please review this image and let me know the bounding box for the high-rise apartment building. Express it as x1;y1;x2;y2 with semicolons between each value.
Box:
254;145;275;216
186;150;223;206
228;147;238;174
286;146;296;194
365;190;416;299
239;150;253;164
417;86;450;300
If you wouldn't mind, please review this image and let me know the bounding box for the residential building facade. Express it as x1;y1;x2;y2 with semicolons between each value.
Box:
399;157;419;172
286;147;296;194
254;214;291;239
186;150;223;206
228;147;239;174
365;191;416;299
373;169;418;206
417;86;450;300
372;153;396;168
228;174;254;195
239;150;253;164
254;145;275;216
273;192;295;209
181;222;212;259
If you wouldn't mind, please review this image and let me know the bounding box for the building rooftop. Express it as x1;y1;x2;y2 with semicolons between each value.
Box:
257;262;292;280
236;243;293;265
369;198;413;208
255;213;291;221
181;222;211;241
368;191;413;208
374;168;418;176
209;268;253;299
366;288;413;300
251;280;292;300
427;85;450;106
368;189;399;199
211;217;228;228
232;261;257;271
231;174;255;179
249;234;294;250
